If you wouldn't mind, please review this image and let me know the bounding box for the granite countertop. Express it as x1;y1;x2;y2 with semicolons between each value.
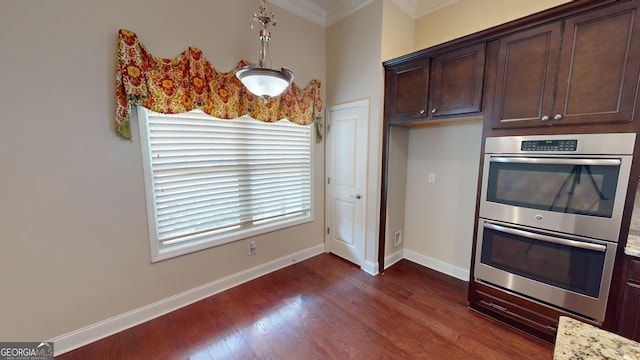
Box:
554;316;640;360
627;234;640;257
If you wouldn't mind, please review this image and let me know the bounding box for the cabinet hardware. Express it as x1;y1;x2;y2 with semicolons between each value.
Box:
483;221;608;252
488;302;508;312
554;114;563;121
541;115;550;122
431;108;437;114
419;109;425;115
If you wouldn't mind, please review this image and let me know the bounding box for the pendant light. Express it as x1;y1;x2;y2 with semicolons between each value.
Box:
236;0;294;101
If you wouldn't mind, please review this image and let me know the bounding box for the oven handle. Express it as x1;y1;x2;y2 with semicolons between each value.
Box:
483;222;607;253
489;157;621;166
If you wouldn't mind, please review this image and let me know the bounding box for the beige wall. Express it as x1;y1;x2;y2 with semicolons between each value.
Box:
385;126;410;259
400;0;570;278
325;0;414;270
380;2;415;261
326;0;384;270
403;122;482;277
0;0;325;342
414;0;570;49
381;0;415;61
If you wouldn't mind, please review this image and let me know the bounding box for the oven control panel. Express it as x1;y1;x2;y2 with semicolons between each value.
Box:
521;139;577;151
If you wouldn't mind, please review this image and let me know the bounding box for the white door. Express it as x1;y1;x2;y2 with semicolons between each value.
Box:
326;99;369;266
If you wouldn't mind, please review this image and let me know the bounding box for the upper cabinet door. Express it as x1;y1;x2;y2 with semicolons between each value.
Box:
491;22;562;129
554;2;640;126
429;43;486;117
386;60;430;122
491;1;640;129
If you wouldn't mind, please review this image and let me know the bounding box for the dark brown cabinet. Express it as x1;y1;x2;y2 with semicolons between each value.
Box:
490;22;561;128
385;44;485;124
471;285;560;343
385;60;429;122
491;2;640;129
619;259;640;341
429;43;485;117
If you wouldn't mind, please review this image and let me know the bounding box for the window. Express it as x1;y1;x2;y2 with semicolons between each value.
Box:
137;108;313;261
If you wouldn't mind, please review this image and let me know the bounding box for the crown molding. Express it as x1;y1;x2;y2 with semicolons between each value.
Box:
415;0;458;18
391;0;418;18
271;0;457;27
325;0;376;26
271;0;375;27
269;0;327;26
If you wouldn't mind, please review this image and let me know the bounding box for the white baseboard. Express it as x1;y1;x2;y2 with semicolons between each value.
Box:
384;249;404;269
362;259;378;275
360;248;403;275
403;249;470;281
50;244;325;356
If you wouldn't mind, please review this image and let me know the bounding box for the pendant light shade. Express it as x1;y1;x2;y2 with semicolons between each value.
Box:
236;0;294;101
236;67;294;99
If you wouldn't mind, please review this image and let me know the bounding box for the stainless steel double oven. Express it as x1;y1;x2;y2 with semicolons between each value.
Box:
475;133;635;324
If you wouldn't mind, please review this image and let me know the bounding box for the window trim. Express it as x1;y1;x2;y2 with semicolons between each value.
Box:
136;107;315;262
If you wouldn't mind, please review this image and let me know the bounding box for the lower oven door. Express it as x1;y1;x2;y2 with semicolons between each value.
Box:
474;219;617;324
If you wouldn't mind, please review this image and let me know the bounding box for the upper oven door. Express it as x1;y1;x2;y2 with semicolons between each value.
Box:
479;154;632;241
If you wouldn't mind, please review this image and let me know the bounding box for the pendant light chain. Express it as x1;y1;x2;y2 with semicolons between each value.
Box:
251;0;275;69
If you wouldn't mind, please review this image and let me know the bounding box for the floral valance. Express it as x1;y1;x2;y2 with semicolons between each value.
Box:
115;29;323;141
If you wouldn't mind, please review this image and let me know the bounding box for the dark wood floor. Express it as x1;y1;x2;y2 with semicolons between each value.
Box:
56;253;553;359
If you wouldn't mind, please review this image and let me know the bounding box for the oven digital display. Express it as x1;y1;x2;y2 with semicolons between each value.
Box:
521;139;578;151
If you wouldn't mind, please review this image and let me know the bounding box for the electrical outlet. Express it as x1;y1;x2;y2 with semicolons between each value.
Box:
249;241;256;255
428;172;436;184
393;230;402;247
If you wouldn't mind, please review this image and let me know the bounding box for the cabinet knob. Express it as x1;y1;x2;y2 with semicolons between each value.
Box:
554;114;563;121
541;115;550;122
355;194;361;199
419;109;426;115
431;108;437;114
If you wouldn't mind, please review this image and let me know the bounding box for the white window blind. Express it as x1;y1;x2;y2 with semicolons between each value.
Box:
137;108;312;261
